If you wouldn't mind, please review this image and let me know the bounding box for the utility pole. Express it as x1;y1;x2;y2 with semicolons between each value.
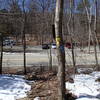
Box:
55;0;66;100
0;33;3;74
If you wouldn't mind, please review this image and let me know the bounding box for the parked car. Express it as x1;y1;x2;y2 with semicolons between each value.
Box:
10;40;16;45
3;40;10;46
65;42;71;49
51;43;56;49
42;44;50;49
3;39;16;46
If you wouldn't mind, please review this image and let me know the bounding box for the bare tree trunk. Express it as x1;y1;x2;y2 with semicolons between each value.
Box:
55;0;66;100
22;0;27;74
88;23;91;53
95;0;100;50
23;31;27;74
71;0;76;72
94;38;98;68
94;0;99;70
49;44;52;71
67;0;76;72
71;38;76;72
83;0;99;69
0;34;3;74
83;0;92;53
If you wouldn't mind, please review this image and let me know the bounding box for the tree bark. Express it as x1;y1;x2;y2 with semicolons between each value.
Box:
55;0;66;100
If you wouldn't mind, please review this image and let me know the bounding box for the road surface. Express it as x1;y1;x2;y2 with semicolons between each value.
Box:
2;46;100;68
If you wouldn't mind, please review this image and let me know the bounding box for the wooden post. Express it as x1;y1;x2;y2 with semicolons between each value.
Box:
55;0;66;100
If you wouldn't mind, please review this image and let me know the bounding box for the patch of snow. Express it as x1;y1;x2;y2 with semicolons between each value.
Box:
0;75;31;100
66;71;100;100
34;97;41;100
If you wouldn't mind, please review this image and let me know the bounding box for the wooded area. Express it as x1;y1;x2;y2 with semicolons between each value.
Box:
0;0;100;100
0;0;100;45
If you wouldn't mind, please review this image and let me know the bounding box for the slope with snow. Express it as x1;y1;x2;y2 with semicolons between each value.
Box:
0;75;31;100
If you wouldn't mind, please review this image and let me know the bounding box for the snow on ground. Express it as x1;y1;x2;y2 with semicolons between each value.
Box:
34;97;40;100
0;75;31;100
66;71;100;100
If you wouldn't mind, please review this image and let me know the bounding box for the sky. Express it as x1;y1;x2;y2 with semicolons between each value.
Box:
0;0;96;14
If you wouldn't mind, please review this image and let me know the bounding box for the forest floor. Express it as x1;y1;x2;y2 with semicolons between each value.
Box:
2;67;77;100
2;66;100;100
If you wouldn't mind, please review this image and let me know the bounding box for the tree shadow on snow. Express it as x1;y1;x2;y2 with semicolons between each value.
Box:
78;94;100;99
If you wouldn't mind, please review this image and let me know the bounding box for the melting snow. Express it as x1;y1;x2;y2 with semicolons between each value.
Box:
34;97;41;100
0;75;31;100
66;71;100;100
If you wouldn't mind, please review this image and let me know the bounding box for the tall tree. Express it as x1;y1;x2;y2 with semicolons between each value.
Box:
77;0;92;52
22;0;27;74
94;0;99;70
55;0;66;100
77;0;99;68
68;0;76;72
